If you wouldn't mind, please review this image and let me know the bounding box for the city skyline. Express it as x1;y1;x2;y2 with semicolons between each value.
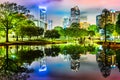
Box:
0;0;120;27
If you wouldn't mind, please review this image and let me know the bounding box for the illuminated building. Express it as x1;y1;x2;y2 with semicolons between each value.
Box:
96;15;101;27
32;6;48;31
63;17;70;29
48;20;53;30
96;9;120;28
80;22;90;29
70;6;80;24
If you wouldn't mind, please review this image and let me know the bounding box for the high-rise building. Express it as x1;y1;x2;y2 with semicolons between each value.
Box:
70;6;80;24
48;20;53;30
80;22;90;29
63;17;69;29
39;6;47;30
96;15;102;27
96;9;120;28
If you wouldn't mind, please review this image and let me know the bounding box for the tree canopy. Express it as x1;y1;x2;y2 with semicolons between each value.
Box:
116;14;120;35
0;2;30;42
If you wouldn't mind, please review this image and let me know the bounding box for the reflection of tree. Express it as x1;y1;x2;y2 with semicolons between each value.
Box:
0;45;32;80
18;49;44;64
45;45;60;57
96;48;115;78
116;49;120;72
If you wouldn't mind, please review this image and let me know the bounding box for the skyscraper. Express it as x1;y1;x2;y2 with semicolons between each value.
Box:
70;6;80;24
96;9;120;28
39;6;47;30
48;20;53;30
63;17;69;29
96;15;102;27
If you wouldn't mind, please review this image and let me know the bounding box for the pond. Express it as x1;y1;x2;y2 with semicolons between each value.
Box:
0;44;120;80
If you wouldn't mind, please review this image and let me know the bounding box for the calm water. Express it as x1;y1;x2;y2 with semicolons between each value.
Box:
0;44;120;80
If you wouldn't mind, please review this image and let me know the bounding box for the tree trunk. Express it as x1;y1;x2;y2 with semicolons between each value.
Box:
16;34;18;41
21;36;23;41
6;28;9;42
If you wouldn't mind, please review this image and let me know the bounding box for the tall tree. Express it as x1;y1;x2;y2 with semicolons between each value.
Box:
14;19;35;41
0;2;30;42
54;26;66;37
116;14;120;35
105;23;114;36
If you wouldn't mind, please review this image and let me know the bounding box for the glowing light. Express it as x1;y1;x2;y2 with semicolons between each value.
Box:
111;64;116;68
39;6;47;13
110;9;116;13
39;64;47;72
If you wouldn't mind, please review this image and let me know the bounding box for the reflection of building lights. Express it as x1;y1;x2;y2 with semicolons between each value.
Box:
39;57;47;72
39;64;47;72
110;9;116;13
111;64;116;68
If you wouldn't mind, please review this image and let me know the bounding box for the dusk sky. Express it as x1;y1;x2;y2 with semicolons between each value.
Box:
1;0;120;26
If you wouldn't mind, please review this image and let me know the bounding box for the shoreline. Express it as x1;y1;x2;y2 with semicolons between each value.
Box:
0;41;67;46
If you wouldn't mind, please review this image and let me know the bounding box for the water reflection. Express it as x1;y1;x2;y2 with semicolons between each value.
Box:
0;45;33;80
96;47;120;78
0;44;120;80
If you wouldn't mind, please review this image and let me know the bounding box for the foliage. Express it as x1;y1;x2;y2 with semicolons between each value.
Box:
70;22;80;28
88;25;99;33
61;45;85;55
88;31;95;36
54;26;66;36
18;50;43;64
45;45;60;57
35;27;44;37
17;25;44;40
44;30;60;39
65;27;88;38
0;2;30;42
116;14;120;35
105;23;114;35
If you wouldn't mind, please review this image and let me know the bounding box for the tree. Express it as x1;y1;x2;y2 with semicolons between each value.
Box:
105;23;114;36
35;27;44;38
14;19;35;41
44;30;60;39
54;26;66;37
116;14;120;35
88;25;98;33
70;22;80;28
0;2;30;42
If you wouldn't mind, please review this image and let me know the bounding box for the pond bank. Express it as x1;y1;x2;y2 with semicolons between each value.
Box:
0;41;67;46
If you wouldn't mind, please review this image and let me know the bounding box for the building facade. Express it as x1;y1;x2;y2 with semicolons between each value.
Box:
96;9;120;28
32;6;48;31
48;20;53;30
63;17;70;29
70;6;80;24
80;22;90;29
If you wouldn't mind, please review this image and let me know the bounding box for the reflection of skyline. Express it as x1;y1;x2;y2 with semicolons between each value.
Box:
96;47;120;78
0;45;120;80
